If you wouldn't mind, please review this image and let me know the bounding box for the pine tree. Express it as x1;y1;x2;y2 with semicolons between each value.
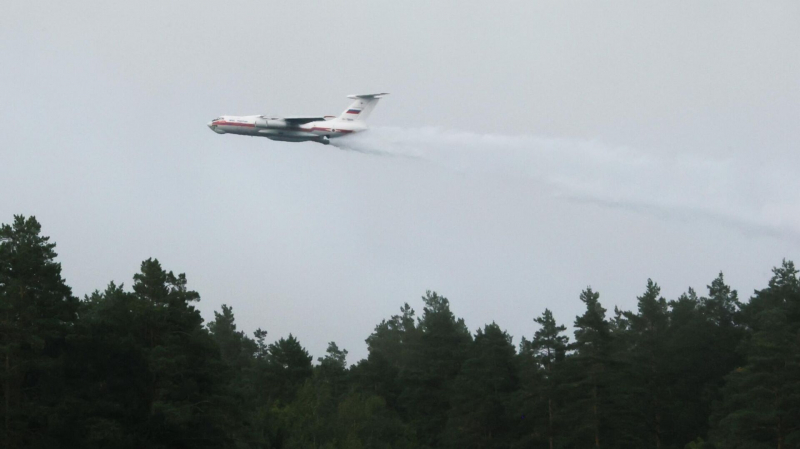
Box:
63;260;233;448
245;326;277;447
399;291;472;447
701;272;741;327
560;287;614;448
664;289;709;445
267;334;313;405
711;261;800;448
8;214;800;449
0;215;78;448
353;302;417;410
282;341;417;449
621;279;671;448
663;276;746;447
208;304;265;448
318;342;349;397
445;323;519;449
279;342;350;447
209;304;257;368
518;309;568;449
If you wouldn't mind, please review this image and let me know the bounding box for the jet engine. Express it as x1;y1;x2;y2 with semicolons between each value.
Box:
255;117;287;129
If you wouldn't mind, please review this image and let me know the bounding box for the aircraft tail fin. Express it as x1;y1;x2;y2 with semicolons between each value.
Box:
337;93;389;122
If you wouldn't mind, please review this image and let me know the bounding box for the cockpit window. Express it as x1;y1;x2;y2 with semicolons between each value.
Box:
213;117;223;122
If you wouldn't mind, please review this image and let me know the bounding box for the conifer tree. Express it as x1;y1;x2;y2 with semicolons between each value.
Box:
711;261;800;448
208;305;265;447
64;260;232;447
209;304;257;367
621;279;671;448
267;334;313;405
6;215;800;449
663;276;745;446
357;303;416;405
445;323;519;449
701;272;741;327
318;341;349;397
0;215;78;448
518;309;568;449
664;289;709;445
399;291;472;447
561;287;614;448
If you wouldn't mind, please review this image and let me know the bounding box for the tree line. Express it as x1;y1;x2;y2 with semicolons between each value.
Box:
1;214;799;448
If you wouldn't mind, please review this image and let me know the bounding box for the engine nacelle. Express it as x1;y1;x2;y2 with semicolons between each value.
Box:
255;118;287;129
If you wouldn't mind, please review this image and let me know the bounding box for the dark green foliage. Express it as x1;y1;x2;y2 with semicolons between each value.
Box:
618;279;672;448
398;291;472;447
317;342;349;397
664;277;746;447
0;215;78;448
267;334;313;405
444;323;519;449
353;302;416;410
710;261;800;448
527;309;569;370
702;273;741;327
5;215;800;448
558;287;619;448
517;309;569;449
63;261;233;448
208;305;269;447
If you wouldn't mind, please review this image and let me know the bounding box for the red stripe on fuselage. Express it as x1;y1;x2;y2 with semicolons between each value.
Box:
215;122;354;134
215;121;255;128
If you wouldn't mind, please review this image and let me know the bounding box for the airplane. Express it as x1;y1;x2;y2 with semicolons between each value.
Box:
207;93;389;145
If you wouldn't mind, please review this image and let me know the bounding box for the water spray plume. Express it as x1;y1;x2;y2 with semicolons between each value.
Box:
334;126;799;238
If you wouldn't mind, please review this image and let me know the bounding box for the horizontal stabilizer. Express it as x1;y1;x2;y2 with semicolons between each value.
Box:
346;93;389;99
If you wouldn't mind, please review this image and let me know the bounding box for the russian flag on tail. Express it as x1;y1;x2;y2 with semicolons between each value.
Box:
346;109;361;114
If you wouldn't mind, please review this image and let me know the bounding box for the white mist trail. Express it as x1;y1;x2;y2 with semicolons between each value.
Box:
334;126;800;238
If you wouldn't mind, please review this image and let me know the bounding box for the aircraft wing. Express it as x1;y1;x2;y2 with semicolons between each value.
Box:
282;116;326;125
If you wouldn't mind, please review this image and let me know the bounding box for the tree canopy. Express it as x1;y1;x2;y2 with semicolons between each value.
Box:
1;214;798;448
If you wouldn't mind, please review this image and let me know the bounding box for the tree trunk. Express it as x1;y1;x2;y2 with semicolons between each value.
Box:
5;350;9;446
775;386;782;449
4;305;11;449
650;351;661;448
592;381;600;448
548;397;554;449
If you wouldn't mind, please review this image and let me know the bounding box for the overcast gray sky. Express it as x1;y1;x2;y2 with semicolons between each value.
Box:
2;1;798;362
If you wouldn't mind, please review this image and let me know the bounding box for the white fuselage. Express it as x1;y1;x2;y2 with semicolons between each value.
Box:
207;116;366;145
208;93;387;145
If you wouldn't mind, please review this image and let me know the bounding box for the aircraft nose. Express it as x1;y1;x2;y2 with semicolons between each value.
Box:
207;121;225;134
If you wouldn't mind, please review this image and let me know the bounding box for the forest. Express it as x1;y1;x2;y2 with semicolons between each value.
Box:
1;214;799;449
